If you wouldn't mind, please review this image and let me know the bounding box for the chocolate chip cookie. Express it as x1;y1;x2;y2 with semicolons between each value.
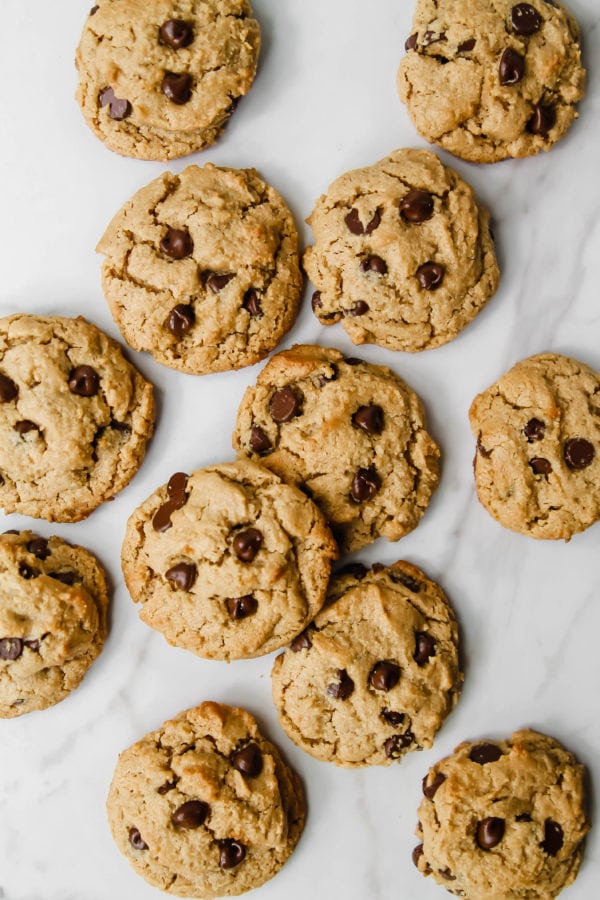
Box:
233;344;440;553
413;729;590;898
469;352;600;539
271;560;461;767
121;459;337;660
0;530;109;717
76;0;261;160
0;314;154;522
398;0;586;163
97;165;302;374
303;148;499;351
107;701;305;898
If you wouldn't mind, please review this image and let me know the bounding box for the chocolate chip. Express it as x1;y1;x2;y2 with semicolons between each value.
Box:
50;571;77;585
414;632;436;666
14;420;38;436
0;638;23;660
564;438;594;470
389;570;421;592
516;812;532;822
68;365;99;397
111;420;132;436
477;433;492;459
350;466;381;502
352;405;384;435
458;38;476;52
19;563;38;580
511;3;542;35
327;668;354;700
152;500;179;533
381;708;405;727
207;272;235;293
345;208;365;235
269;387;301;423
160;19;194;48
99;87;132;120
360;254;387;275
344;357;363;365
336;562;368;580
527;103;555;136
226;595;258;620
369;661;401;692
0;373;19;402
247;427;271;458
166;304;195;338
438;867;456;881
162;72;193;104
165;562;197;591
128;828;148;850
365;209;382;233
168;472;189;498
318;364;338;386
231;743;263;778
469;743;503;764
371;562;385;573
157;778;178;795
172;800;209;829
541;819;564;856
219;840;246;869
530;457;552;475
476;817;505;850
290;628;313;651
384;732;413;757
412;844;424;868
422;771;446;800
400;189;434;223
423;30;447;45
417;262;445;290
243;289;262;317
499;47;525;85
311;291;323;311
153;474;189;533
90;5;99;13
232;528;262;562
349;301;369;316
160;228;193;259
405;33;418;51
23;639;40;652
524;417;545;441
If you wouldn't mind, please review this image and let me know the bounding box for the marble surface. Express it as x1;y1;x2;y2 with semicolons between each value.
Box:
1;1;599;897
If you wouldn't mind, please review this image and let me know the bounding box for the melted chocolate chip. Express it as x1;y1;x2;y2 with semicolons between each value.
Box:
469;743;503;764
160;228;193;259
162;72;193;104
99;87;132;120
345;208;365;235
219;840;246;869
50;571;77;585
524;417;545;441
153;474;188;532
160;19;194;48
0;373;17;403
0;637;23;660
207;272;235;293
231;743;263;778
157;778;179;795
511;3;542;35
438;867;456;881
400;189;434;223
226;595;258;620
232;528;262;562
327;668;354;700
458;38;476;52
168;472;189;498
477;434;492;458
412;844;424;868
350;466;381;502
269;387;301;423
165;562;197;591
541;819;564;856
564;438;594;470
389;570;421;592
68;366;99;397
19;563;39;580
499;47;525;85
527;103;555;136
23;639;40;652
422;771;446;800
172;800;209;829
417;262;445;290
250;425;272;455
336;562;368;580
128;828;148;850
369;660;401;692
423;30;447;46
243;289;262;317
384;732;413;757
311;291;322;311
365;209;382;234
414;632;436;666
349;301;369;316
352;404;384;435
90;5;99;13
476;817;505;850
344;357;363;366
360;254;387;275
530;457;552;475
381;708;405;727
318;364;338;386
405;33;418;51
290;628;313;651
14;420;38;436
152;501;179;533
166;304;195;338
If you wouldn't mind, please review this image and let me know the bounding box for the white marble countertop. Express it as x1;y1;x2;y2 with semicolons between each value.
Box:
1;1;599;898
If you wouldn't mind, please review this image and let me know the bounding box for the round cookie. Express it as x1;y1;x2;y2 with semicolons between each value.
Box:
122;459;338;660
0;530;109;718
413;729;590;899
0;314;154;522
303;148;499;351
233;344;440;553
271;560;461;767
107;701;305;898
76;1;261;160
398;0;586;163
469;352;600;539
97;164;303;374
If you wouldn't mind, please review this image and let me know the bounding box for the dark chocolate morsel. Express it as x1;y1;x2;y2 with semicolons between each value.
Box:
458;38;476;52
327;668;354;700
318;364;338;386
152;475;189;533
371;562;385;573
349;301;369;316
23;639;40;652
14;420;38;436
311;291;323;311
365;209;382;233
416;262;445;290
499;47;525;85
269;387;301;423
476;817;505;850
438;867;456;881
344;357;363;365
160;228;193;259
400;189;434;223
0;637;23;660
162;72;193;104
345;208;364;235
90;5;99;13
405;33;418;51
232;528;262;562
352;405;384;435
219;840;246;869
226;595;258;620
564;438;594;470
290;628;312;651
166;304;195;338
360;254;387;275
335;562;368;580
511;4;542;35
412;844;424;868
516;812;532;822
160;19;194;48
527;103;556;136
165;562;197;591
231;743;263;778
206;272;235;293
423;30;447;45
49;571;77;585
541;819;564;856
152;500;178;533
99;87;132;120
369;660;401;692
243;289;262;317
469;743;503;764
389;569;421;592
168;472;189;498
414;632;436;666
384;732;413;757
128;828;148;851
171;800;209;829
524;417;545;441
157;778;179;795
350;466;381;502
68;365;99;397
19;563;39;580
422;771;446;800
250;425;272;455
381;708;405;727
530;457;552;475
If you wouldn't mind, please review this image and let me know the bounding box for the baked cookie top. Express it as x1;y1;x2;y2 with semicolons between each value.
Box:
76;0;261;160
233;344;440;553
303;148;499;351
398;0;586;163
469;352;600;539
106;702;305;899
0;314;155;522
0;530;108;718
97;165;302;374
271;560;461;767
414;729;590;899
121;459;337;660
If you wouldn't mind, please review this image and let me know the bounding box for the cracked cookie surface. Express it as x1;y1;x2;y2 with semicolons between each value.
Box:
76;0;261;160
121;459;337;660
97;164;302;374
303;148;498;351
0;530;109;717
398;0;586;163
0;314;155;522
469;352;600;539
106;701;305;898
271;560;461;767
233;344;440;553
414;729;590;899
